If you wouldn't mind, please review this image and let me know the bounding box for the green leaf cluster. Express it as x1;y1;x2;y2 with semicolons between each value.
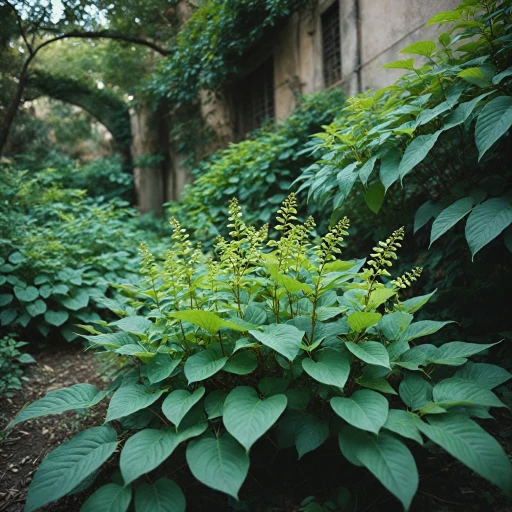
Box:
299;0;512;258
13;195;512;511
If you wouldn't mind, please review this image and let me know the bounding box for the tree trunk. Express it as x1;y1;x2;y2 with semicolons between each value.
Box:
131;101;172;216
0;61;29;157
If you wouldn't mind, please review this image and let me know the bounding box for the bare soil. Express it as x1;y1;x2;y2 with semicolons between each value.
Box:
0;346;511;512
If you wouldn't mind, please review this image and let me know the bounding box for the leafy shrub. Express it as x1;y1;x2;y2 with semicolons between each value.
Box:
168;89;346;249
0;335;35;397
0;167;160;343
298;0;512;259
11;195;512;511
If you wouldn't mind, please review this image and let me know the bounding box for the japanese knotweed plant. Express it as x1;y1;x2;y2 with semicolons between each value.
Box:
297;0;512;259
9;194;512;511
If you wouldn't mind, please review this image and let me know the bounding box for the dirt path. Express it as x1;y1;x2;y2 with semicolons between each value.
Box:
0;347;106;512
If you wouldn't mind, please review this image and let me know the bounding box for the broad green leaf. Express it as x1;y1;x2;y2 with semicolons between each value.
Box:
383;409;423;444
186;432;249;499
356;375;396;395
170;310;246;334
379;148;401;192
433;378;506;408
418;402;447;415
415;414;512;496
223;350;258;375
184;345;228;384
337;162;359;200
111;316;152;334
331;389;389;434
399;373;432;411
14;285;38;302
162;387;205;427
400;40;436;58
106;384;165;422
399;290;436;314
338;426;418;510
284;386;311;410
399;320;452;342
347;312;381;332
399;130;442;179
120;423;207;485
378;312;413;341
0;293;13;307
458;67;490;87
295;414;329;459
430;197;474;247
265;264;312;294
429;341;498;365
44;309;69;327
26;299;47;317
414;200;444;233
204;390;228;419
80;483;131;512
381;58;415;70
25;426;118;512
302;348;351;388
249;324;304;361
475;96;512;159
115;344;156;359
10;384;100;427
493;67;512;85
135;479;185;512
366;288;396;310
83;332;134;349
359;156;377;185
60;290;89;311
144;354;181;384
345;341;390;369
454;362;512;389
223;386;287;451
416;100;452;127
258;377;290;397
365;182;385;214
426;10;461;25
442;92;493;131
466;198;512;259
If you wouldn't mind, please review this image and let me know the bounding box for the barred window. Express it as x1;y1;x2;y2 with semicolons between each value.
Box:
239;58;275;134
322;2;342;87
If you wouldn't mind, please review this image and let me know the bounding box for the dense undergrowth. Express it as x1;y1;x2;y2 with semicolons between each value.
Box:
0;165;162;345
168;88;346;248
2;1;512;511
9;194;512;512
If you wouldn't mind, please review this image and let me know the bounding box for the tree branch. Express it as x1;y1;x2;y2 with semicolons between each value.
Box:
35;30;172;56
5;0;33;54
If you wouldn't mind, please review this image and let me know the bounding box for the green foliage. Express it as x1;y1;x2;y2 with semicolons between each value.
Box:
299;0;512;257
0;335;35;397
168;89;346;249
14;195;512;511
148;0;309;105
0;167;157;343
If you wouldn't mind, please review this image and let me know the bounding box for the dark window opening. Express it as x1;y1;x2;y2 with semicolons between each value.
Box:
238;58;275;135
322;2;341;87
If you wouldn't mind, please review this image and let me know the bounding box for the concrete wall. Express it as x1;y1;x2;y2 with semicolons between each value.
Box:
224;0;460;123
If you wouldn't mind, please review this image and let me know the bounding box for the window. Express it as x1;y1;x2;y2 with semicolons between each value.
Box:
322;2;341;87
238;58;275;135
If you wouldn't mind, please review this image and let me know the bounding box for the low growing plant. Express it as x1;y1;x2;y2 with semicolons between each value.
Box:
9;194;512;511
0;335;35;397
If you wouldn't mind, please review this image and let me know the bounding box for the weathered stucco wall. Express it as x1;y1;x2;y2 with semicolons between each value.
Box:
269;0;460;119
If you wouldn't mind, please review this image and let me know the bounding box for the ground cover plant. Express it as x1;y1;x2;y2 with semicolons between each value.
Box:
9;194;512;511
0;335;35;397
0;166;162;344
